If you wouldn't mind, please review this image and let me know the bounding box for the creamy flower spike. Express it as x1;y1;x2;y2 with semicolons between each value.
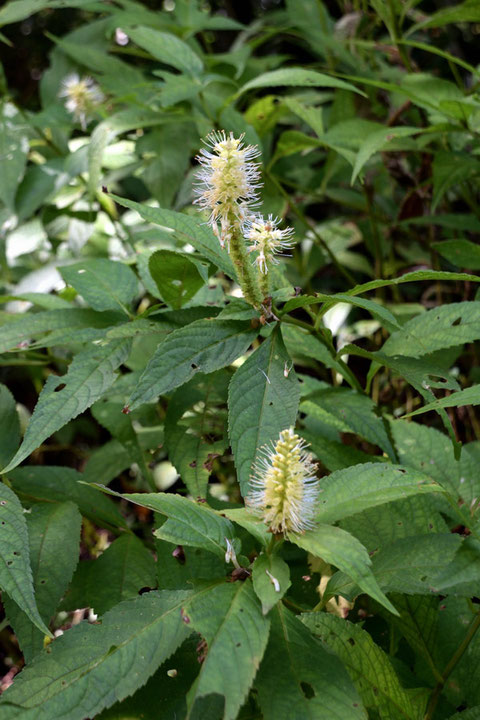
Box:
246;214;295;274
247;428;319;535
59;74;104;131
194;131;262;248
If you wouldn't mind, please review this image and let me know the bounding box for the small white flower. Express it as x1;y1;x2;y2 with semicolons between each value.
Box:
194;131;262;248
247;428;319;535
59;73;104;130
246;214;295;274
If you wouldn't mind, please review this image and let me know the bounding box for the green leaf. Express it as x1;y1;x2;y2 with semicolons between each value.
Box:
127;319;257;411
128;26;203;75
0;308;122;353
351;126;419;184
256;603;365;720
447;709;480;720
303;613;426;720
237;68;365;97
315;463;444;525
433;239;480;270
110;194;235;280
228;330;300;496
0;102;28;210
2;339;131;473
8;466;127;531
59;259;138;315
404;384;480;418
0;483;52;638
0;590;193;720
283;292;402;332
289;525;398;615
385;595;439;676
281;323;345;376
185;581;270;720
381;301;480;358
218;508;271;547
0;384;20;468
252;552;291;615
301;430;383;472
0;0;94;28
408;0;480;34
148;249;204;310
343;270;480;299
432;152;480;210
3;501;81;661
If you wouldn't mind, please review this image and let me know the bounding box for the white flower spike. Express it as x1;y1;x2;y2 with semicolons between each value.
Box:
246;214;295;274
194;131;262;248
59;73;104;131
247;428;319;535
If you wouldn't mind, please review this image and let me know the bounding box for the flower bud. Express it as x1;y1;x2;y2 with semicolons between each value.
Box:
59;73;104;130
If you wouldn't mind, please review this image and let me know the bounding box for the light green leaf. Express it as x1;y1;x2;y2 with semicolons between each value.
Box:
127;318;257;411
283;292;402;332
381;301;480;358
148;249;204;309
316;463;444;525
237;68;364;97
0;102;28;210
256;603;366;720
218;508;270;547
228;330;300;496
0;483;52;638
110;194;236;280
0;384;20;468
0;590;193;720
9;466;127;531
282;96;324;137
128;26;203;75
404;384;480;418
433;239;480;270
3;501;81;661
2;339;131;473
344;270;480;299
351;126;419;184
59;259;138;314
408;0;480;34
252;553;291;615
185;581;270;720
303;613;426;720
289;525;397;615
0;0;93;27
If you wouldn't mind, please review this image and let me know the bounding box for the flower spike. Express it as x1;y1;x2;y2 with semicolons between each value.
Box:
59;73;104;131
246;214;295;274
247;428;319;535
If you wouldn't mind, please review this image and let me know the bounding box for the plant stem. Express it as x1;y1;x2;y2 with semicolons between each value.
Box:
228;222;262;308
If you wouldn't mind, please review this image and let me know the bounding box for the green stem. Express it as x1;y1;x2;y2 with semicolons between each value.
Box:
259;271;270;300
229;222;262;307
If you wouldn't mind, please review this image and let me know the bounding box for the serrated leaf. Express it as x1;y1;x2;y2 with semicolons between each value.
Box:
59;259;138;314
431;537;480;596
2;339;131;473
149;249;204;310
384;595;440;676
0;590;193;720
185;581;270;720
228;330;300;496
219;508;271;547
8;466;126;531
256;603;366;720
127;319;257;411
0;102;28;210
281;324;346;376
351;126;419;184
381;301;480;358
110;194;235;280
252;553;291;614
404;384;480;418
343;270;480;299
301;430;384;472
128;26;203;75
0;484;51;638
433;239;480;270
289;525;397;615
303;613;426;720
0;384;20;467
316;463;444;525
238;68;364;97
3;501;81;661
283;292;401;332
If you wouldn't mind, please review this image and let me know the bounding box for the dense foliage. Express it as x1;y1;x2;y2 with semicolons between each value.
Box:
1;1;480;718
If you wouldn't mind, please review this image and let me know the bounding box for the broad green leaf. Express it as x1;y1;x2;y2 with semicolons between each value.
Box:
218;508;270;547
2;339;131;473
289;525;397;615
82;439;132;486
433;239;480;270
426;538;480;597
282;96;324;137
256;604;365;720
0;293;72;310
165;371;228;499
315;463;444;525
283;293;401;332
0;0;94;27
301;431;382;472
252;553;291;615
303;613;426;720
0;308;122;353
0;483;51;638
128;26;203;75
238;68;364;97
432;152;480;210
185;581;270;720
110;194;236;280
3;501;81;662
408;0;480;34
149;249;204;310
0;384;20;467
282;324;345;376
404;384;480;418
0;102;28;210
228;330;300;496
385;595;439;676
8;466;126;530
127;319;257;411
343;271;480;299
381;302;480;358
0;590;193;720
59;259;138;315
351;126;419;184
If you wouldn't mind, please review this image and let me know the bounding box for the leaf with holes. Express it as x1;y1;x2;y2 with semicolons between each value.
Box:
148;249;205;310
59;259;138;315
252;553;291;615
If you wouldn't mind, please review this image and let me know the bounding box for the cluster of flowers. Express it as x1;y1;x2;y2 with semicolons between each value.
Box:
59;73;104;130
195;131;295;275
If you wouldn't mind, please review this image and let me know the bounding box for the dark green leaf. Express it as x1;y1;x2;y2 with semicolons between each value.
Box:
148;250;204;310
59;259;138;314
